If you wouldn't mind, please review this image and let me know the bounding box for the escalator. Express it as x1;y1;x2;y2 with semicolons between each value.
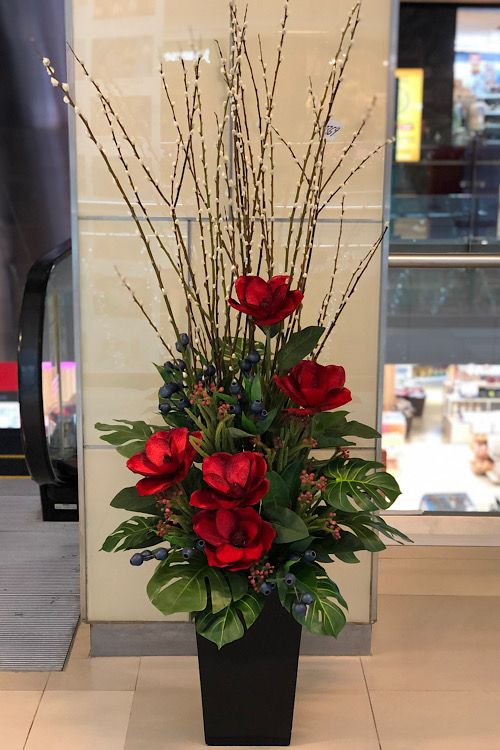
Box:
17;239;78;522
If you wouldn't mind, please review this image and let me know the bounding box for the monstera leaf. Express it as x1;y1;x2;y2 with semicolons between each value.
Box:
195;593;263;649
325;457;401;513
95;419;157;458
101;516;162;552
278;562;347;637
147;552;232;616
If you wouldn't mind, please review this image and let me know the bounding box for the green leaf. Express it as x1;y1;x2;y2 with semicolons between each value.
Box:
324;457;401;513
162;412;194;429
195;593;263;649
276;326;324;374
338;512;413;548
263;471;289;508
313;530;364;563
241;413;258;435
101;516;162;552
147;553;209;616
278;563;347;637
254;407;278;435
216;393;238;405
311;411;379;449
225;572;249;601
250;376;262;401
95;420;155;455
110;486;162;516
281;458;305;501
206;569;232;614
182;466;203;499
162;528;195;548
264;504;309;543
228;427;255;439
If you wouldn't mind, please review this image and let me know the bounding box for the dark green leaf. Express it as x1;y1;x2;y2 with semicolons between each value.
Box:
195;593;263;649
262;471;289;508
276;326;324;374
281;458;305;501
241;413;258;435
162;528;195;548
225;572;249;601
264;504;309;543
325;457;401;512
311;411;379;449
182;466;203;499
250;376;262;401
162;412;194;429
228;427;255;439
110;486;162;516
254;407;278;435
101;516;162;552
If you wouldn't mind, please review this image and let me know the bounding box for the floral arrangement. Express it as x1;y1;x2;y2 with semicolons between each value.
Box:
44;1;409;647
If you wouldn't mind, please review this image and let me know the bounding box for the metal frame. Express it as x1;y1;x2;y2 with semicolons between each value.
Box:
389;253;500;267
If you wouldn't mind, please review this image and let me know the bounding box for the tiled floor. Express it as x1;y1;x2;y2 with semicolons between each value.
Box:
1;545;499;749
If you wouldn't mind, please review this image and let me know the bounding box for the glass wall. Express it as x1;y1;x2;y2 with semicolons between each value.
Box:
385;3;500;514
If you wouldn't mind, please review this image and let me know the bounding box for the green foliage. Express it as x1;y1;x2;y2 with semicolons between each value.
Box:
325;457;401;512
276;326;324;374
250;375;262;401
313;530;364;563
147;552;233;616
195;593;263;649
225;572;250;601
101;516;162;552
162;528;196;548
281;458;304;502
339;512;413;548
254;407;278;434
263;471;289;508
95;419;158;458
110;486;162;516
182;466;203;498
264;504;309;543
278;562;347;637
311;411;380;449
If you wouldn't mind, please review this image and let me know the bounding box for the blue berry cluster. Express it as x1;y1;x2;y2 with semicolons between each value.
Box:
129;547;168;566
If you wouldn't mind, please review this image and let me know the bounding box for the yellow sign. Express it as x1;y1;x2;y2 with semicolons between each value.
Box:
395;68;424;162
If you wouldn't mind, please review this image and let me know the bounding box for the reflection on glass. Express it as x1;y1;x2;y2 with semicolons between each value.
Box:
383;364;500;513
42;254;77;469
392;5;500;253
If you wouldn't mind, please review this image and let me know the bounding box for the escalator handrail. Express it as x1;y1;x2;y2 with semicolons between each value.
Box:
17;239;72;485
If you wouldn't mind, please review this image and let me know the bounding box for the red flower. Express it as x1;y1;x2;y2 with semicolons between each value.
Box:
190;452;269;509
274;359;352;415
228;275;303;327
193;507;276;571
126;428;200;496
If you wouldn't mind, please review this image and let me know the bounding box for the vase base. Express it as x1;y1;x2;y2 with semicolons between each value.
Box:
205;737;290;746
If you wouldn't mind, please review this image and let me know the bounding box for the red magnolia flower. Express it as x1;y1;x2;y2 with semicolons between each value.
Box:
274;359;352;415
190;451;269;509
228;275;303;327
126;427;200;496
193;507;276;571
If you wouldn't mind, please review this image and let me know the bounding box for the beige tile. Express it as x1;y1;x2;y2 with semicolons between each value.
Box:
363;595;500;692
25;690;134;750
378;557;500;597
380;545;500;560
46;656;140;691
371;690;500;750
68;621;91;660
126;656;379;749
0;671;48;690
0;691;42;750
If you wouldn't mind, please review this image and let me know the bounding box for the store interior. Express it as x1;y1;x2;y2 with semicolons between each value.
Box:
383;363;500;512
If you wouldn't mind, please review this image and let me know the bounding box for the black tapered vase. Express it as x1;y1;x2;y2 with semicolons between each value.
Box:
196;594;302;746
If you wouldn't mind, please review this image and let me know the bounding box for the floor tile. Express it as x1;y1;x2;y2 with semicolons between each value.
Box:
0;690;42;749
25;690;134;750
68;622;91;660
363;595;500;692
46;656;140;690
371;690;500;749
126;656;379;749
378;557;500;596
0;671;49;690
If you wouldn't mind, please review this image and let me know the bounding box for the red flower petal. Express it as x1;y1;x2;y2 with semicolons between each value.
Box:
216;544;244;564
136;476;170;495
215;508;238;539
